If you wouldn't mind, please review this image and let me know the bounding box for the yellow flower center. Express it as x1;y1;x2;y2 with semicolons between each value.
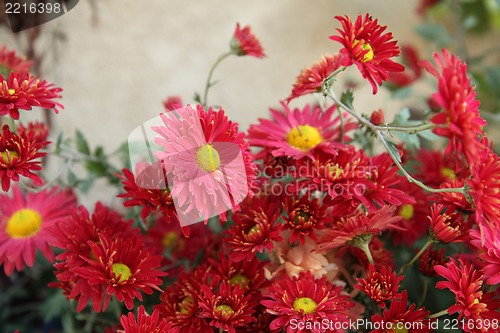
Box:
393;326;408;333
229;274;250;288
398;204;414;220
178;296;194;314
286;125;322;151
162;231;177;248
440;167;456;180
6;208;42;239
292;297;317;314
246;225;259;237
1;150;19;163
293;210;311;226
112;263;132;283
8;88;15;95
329;164;343;178
215;304;234;316
353;39;375;62
195;144;220;173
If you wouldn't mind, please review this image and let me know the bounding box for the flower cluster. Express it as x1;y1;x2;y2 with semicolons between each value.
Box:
2;13;500;333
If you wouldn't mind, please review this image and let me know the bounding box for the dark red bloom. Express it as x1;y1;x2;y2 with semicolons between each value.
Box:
230;23;266;58
355;263;403;308
119;305;178;333
0;124;49;192
0;72;63;119
330;14;404;94
435;258;500;332
418;244;446;276
387;44;423;88
369;290;432;333
225;197;283;262
199;282;258;333
428;204;469;243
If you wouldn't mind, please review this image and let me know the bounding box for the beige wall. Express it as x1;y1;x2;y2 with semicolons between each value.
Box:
1;0;425;151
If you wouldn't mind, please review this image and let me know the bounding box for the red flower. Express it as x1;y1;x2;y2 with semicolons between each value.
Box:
225;197;283;262
261;271;354;333
73;233;166;311
415;149;464;187
330;14;404;94
428;203;469;243
155;264;215;332
0;125;49;192
119;305;178;333
199;282;258;333
230;23;266;58
421;49;486;168
286;54;344;103
316;205;401;252
0;72;63;119
0;46;32;74
281;195;330;245
16;121;49;144
369;290;432;333
418;245;446;276
355;263;403;308
208;252;267;290
117;163;177;221
434;258;500;332
470;227;500;285
162;95;183;111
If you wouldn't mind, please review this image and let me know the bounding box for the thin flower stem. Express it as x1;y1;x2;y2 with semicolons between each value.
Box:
337;106;345;143
399;238;434;275
428;309;449;319
358;241;375;264
418;276;429;308
380;122;435;134
325;90;465;195
202;51;233;108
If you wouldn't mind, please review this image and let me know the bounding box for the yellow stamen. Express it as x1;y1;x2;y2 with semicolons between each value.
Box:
1;150;18;163
196;144;220;173
440;167;456;180
292;297;317;314
112;263;132;283
398;204;414;220
286;125;322;151
353;40;374;62
6;209;42;239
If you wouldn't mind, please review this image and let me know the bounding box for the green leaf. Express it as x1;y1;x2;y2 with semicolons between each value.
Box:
54;132;64;154
84;160;107;176
75;130;91;156
67;168;78;186
385;140;402;163
340;89;354;109
414;23;452;47
193;92;202;104
41;290;67;323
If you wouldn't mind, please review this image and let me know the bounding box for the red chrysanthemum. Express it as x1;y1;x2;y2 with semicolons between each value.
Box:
117;163;177;221
155;264;215;333
465;140;500;240
435;258;500;332
119;305;178;333
369;290;432;333
0;46;32;75
248;103;356;160
72;233;166;311
316;205;401;252
0;185;76;275
414;149;464;187
230;23;266;58
281;195;330;245
261;270;354;333
428;203;469;243
199;281;258;333
0;72;63;119
153;104;256;227
208;252;267;290
420;49;486;168
50;203;142;312
286;53;344;103
162;95;183;111
225;196;283;262
0;124;49;192
330;14;404;94
470;227;500;285
418;244;447;276
355;263;403;308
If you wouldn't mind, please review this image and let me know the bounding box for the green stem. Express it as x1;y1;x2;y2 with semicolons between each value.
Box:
358;241;374;264
202;51;233;108
379;122;435;134
337;106;345;143
399;238;434;275
325;90;465;195
418;276;429;308
428;309;449;319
